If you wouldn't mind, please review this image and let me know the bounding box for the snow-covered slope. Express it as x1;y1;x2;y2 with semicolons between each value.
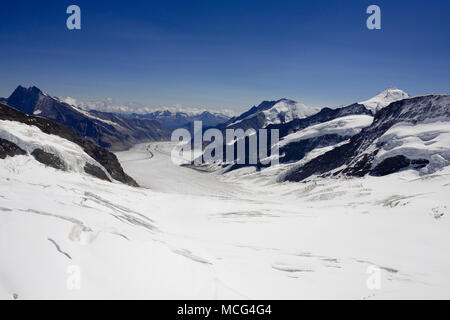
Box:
0;120;111;177
226;99;321;129
360;88;409;114
201;102;372;175
371;121;450;175
2;141;450;299
285;94;450;182
261;99;321;126
279;115;373;148
0;102;138;186
2;90;450;300
226;115;373;180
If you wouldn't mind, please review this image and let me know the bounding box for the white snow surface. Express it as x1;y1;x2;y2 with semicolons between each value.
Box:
262;100;321;126
69;105;122;127
360;88;409;113
373;120;450;174
228;99;321;128
1;140;450;299
0;120;110;178
279;115;374;148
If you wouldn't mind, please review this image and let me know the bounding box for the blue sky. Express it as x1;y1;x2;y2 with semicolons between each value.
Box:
0;0;449;112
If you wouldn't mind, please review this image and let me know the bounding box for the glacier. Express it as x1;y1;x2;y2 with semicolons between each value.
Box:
1;140;449;299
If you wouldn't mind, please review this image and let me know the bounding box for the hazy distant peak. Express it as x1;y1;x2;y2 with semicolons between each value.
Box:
59;96;237;118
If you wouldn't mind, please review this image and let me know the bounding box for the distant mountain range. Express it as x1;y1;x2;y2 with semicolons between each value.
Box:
2;86;236;150
4;86;170;151
2;84;448;184
59;96;234;131
128;109;231;130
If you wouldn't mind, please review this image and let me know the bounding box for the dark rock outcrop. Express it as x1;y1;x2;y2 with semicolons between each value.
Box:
0;138;26;159
279;134;350;163
219;100;278;130
371;155;429;176
84;163;111;182
31;149;66;171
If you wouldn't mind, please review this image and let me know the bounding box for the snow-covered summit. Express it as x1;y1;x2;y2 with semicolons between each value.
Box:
360;88;409;114
262;99;321;126
226;98;321;128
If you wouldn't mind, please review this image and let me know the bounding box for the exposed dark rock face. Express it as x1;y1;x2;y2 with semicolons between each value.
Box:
219;100;281;131
224;111;268;131
410;159;430;169
371;155;410;176
285;95;450;182
279;134;350;163
0;138;26;159
0;102;138;187
6;86;169;151
84;163;111;182
31;149;66;171
341;151;377;177
371;155;429;176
